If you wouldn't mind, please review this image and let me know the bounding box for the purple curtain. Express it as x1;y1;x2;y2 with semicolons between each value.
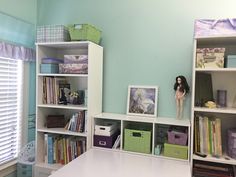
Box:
0;41;35;62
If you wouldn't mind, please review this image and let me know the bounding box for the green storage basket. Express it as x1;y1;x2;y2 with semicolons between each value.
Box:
163;143;188;160
124;124;152;154
68;24;101;44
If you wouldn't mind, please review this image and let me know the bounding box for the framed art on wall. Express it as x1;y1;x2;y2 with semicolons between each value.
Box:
127;85;158;117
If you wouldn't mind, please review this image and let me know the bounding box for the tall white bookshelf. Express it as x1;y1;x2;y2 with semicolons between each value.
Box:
191;36;236;170
34;41;103;177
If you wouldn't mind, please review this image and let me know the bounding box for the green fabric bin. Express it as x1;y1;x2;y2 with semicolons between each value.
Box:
68;24;101;44
124;124;152;154
163;143;188;160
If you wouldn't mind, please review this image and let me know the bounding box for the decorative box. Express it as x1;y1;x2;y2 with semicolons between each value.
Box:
217;90;227;107
95;121;118;136
163;143;188;160
227;55;236;68
40;64;59;73
95;121;117;132
196;48;225;68
64;55;88;64
59;63;88;74
68;24;101;44
69;90;85;105
167;130;188;146
194;18;236;38
46;115;65;128
41;57;64;64
93;131;120;148
124;124;152;154
228;129;236;159
37;25;70;43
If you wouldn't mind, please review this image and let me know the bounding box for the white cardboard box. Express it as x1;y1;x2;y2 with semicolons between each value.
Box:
94;122;118;136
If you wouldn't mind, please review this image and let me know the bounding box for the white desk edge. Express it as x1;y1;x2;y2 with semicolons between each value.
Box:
49;148;191;177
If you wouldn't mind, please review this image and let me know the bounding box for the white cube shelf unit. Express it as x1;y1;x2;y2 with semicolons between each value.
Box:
93;113;191;162
34;41;103;177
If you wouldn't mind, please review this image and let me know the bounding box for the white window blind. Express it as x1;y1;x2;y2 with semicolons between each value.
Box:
0;57;23;165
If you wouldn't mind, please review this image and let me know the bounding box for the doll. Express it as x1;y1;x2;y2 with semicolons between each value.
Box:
174;76;190;119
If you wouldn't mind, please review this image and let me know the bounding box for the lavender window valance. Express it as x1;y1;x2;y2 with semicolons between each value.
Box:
0;41;35;62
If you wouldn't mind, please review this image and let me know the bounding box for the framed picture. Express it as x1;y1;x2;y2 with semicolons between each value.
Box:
127;85;158;117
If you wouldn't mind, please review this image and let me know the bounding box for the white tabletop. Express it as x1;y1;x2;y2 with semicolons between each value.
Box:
49;148;191;177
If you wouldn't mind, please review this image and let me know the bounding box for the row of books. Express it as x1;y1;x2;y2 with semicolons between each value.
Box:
65;111;87;133
193;160;235;177
42;76;87;105
194;115;222;157
44;134;86;165
43;77;70;104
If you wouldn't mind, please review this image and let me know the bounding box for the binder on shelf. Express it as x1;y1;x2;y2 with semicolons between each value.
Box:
112;135;121;149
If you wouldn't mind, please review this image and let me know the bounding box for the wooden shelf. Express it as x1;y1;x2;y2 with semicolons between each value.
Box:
94;112;190;127
155;117;190;127
94;112;155;123
195;68;236;72
191;36;236;170
193;154;236;165
37;104;88;110
37;128;87;137
38;73;88;77
195;35;236;45
194;107;236;114
35;42;103;177
36;41;89;48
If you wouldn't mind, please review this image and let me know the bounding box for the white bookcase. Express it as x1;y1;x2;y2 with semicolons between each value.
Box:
191;36;236;168
34;41;103;177
93;113;191;162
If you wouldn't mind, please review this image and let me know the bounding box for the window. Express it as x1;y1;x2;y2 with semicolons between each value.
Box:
0;57;23;165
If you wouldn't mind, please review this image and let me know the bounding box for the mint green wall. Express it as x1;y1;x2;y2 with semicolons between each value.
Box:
37;0;236;118
0;0;36;24
0;1;36;143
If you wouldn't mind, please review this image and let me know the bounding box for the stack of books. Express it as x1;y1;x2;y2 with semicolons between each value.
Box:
65;111;87;133
194;115;222;157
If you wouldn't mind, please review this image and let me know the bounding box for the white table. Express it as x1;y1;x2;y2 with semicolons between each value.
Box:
49;148;191;177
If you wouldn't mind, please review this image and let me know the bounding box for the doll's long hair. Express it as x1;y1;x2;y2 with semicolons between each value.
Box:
174;75;190;94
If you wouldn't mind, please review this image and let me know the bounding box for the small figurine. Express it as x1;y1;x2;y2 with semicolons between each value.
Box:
174;75;190;119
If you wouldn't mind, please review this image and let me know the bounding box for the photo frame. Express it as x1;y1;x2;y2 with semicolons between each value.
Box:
127;85;158;117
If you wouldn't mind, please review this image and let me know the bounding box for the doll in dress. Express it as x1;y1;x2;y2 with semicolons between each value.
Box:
174;76;190;119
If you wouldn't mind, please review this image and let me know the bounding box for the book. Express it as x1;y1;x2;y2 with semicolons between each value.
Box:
112;135;121;149
47;134;54;164
59;83;71;104
44;133;48;163
199;116;204;154
216;118;222;156
54;77;66;104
